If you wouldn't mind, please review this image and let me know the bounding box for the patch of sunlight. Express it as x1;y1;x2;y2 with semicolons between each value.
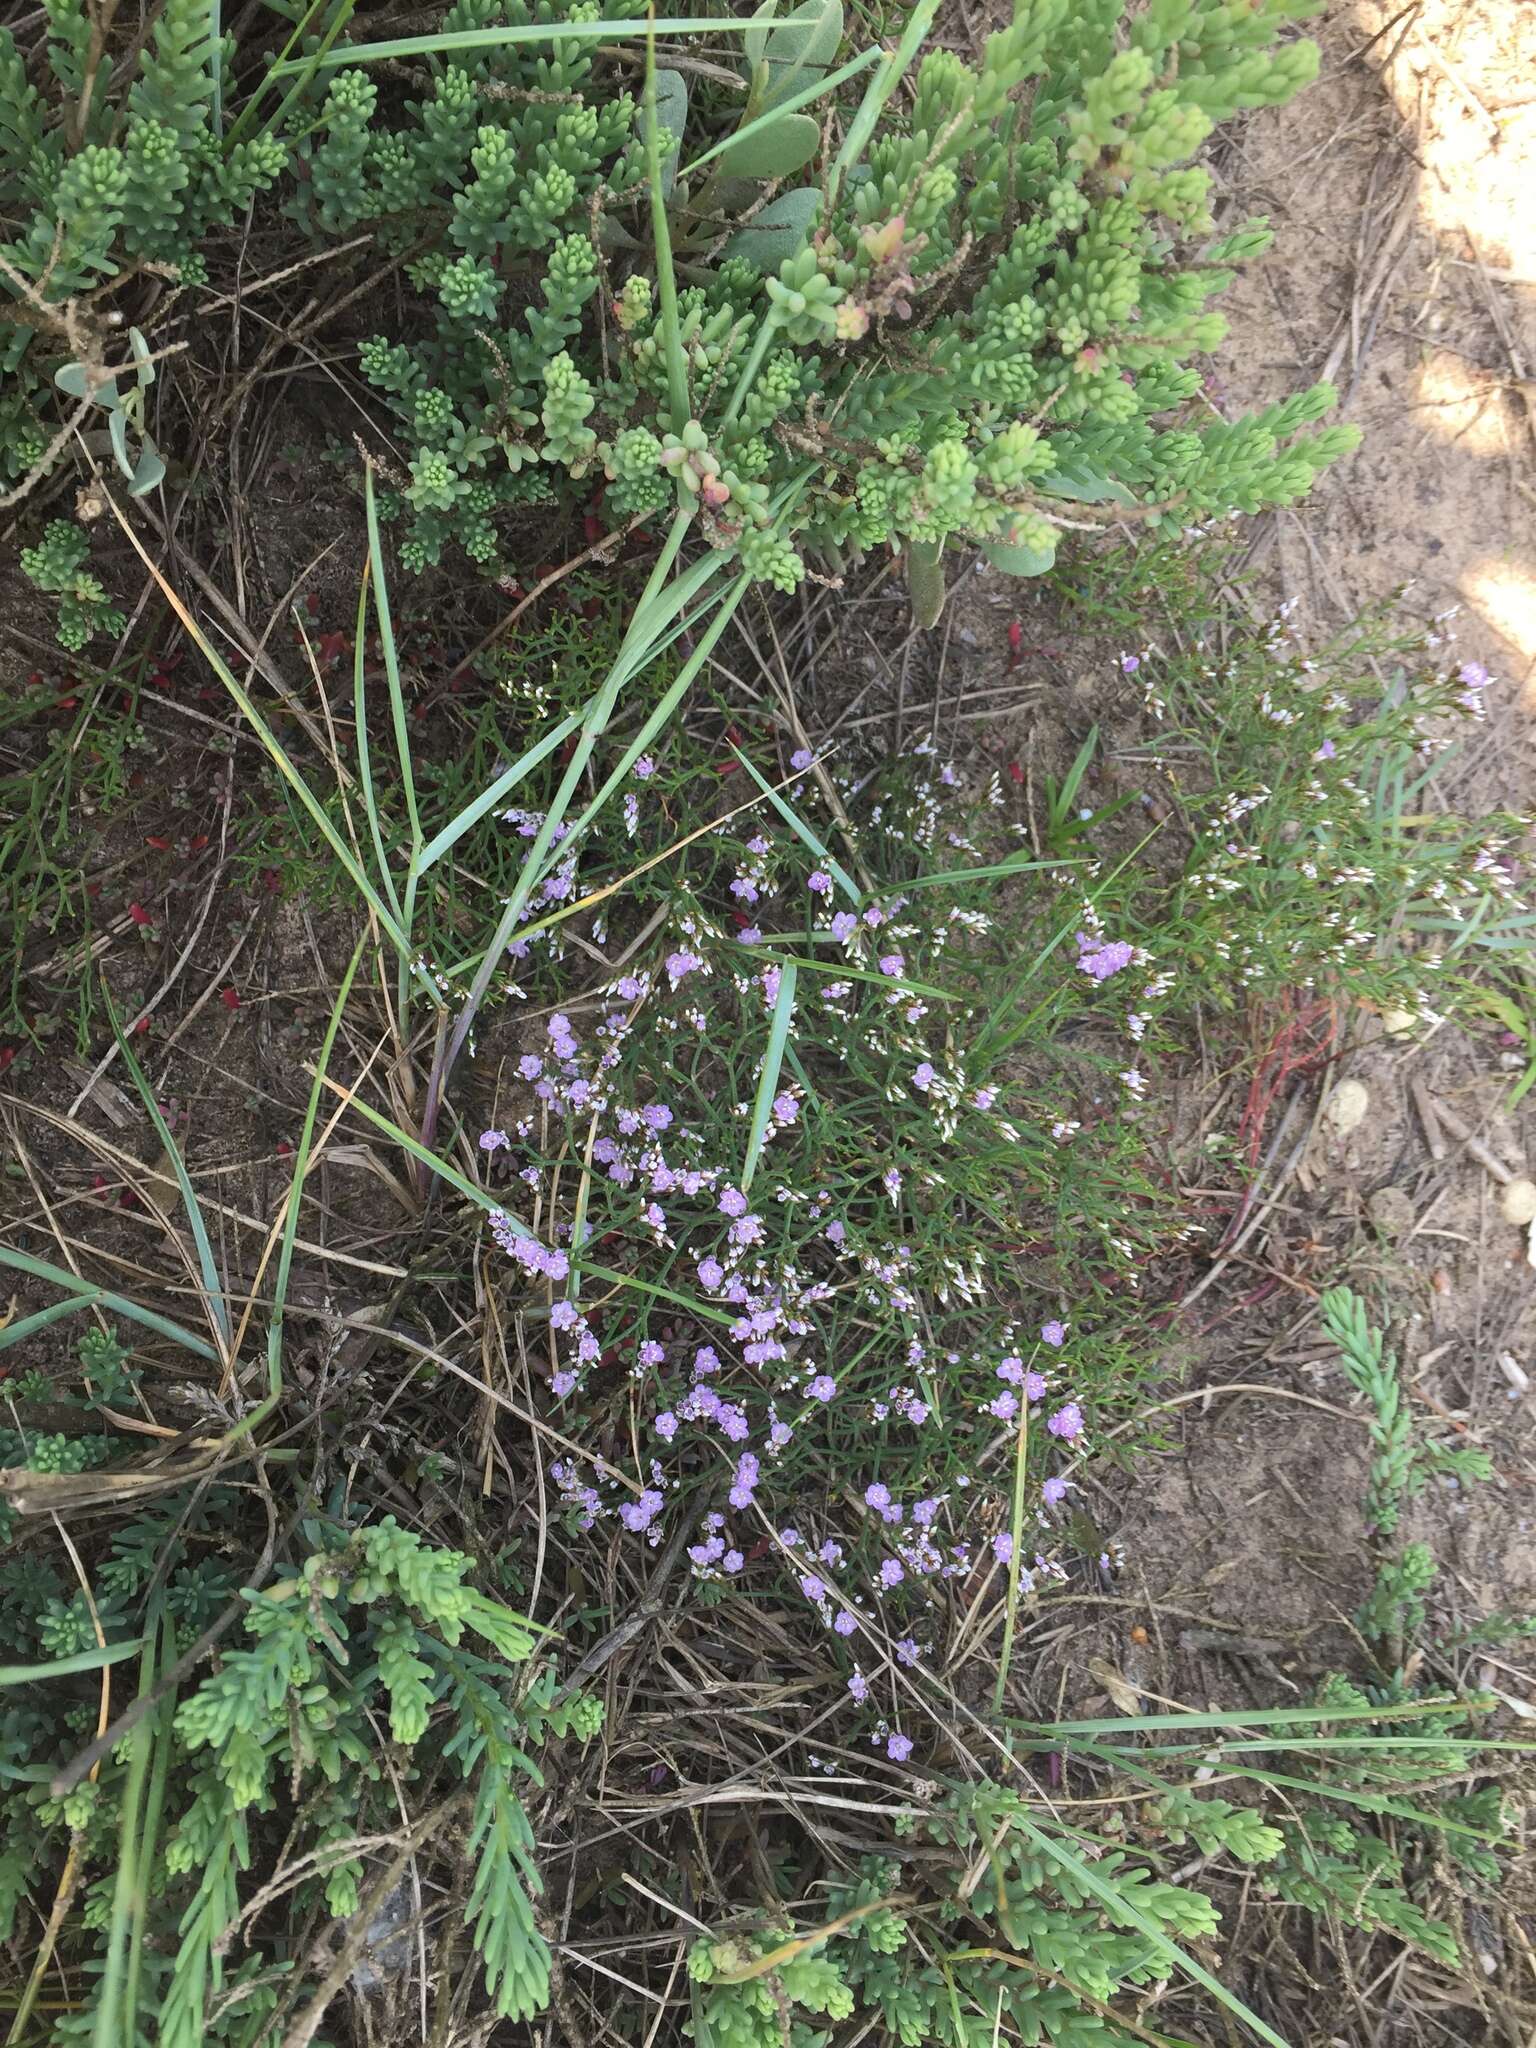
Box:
1460;558;1536;698
1411;349;1514;457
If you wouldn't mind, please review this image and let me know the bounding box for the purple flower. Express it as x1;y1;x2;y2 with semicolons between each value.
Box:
1119;652;1140;675
551;1369;577;1398
878;953;905;978
638;1340;665;1368
864;1482;891;1511
1024;1371;1048;1402
973;1087;997;1110
848;1671;869;1703
550;1300;579;1331
620;1487;664;1533
738;925;762;945
879;1557;904;1587
997;1357;1024;1385
886;1732;913;1763
790;748;814;771
799;1573;826;1603
825;1220;845;1245
989;1392;1018;1421
654;1412;678;1441
718;1186;747;1218
1078;936;1134;983
478;1128;509;1153
518;1054;543;1080
643;1104;673;1132
808;870;832;895
895;1637;919;1667
1048;1402;1084;1440
830;911;857;943
912;1062;935;1092
666;950;702;986
772;1092;798;1123
807;1375;837;1403
1040;1319;1066;1348
882;1167;902;1200
1314;738;1336;762
697;1256;725;1291
992;1532;1013;1565
1042;1475;1068;1505
833;1610;858;1636
723;1548;744;1573
634;755;657;779
730;876;759;903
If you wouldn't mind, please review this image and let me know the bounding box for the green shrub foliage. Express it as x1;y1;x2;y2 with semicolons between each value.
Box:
339;0;1354;583
0;1494;600;2046
1;0;1355;620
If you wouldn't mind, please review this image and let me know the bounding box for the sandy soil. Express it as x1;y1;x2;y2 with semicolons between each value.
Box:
1214;0;1536;723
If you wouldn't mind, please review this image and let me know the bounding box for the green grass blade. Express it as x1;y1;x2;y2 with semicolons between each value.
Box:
540;574;750;887
0;1297;97;1351
92;1620;161;2048
260;939;366;1415
108;497;427;981
416;710;584;873
0;1246;218;1360
345;575;406;929
1015;1696;1474;1738
827;0;941;205
124;1613;177;2037
678;46;879;178
224;0;355;147
317;1081;734;1326
743;949;960;1005
729;745;860;902
1009;1810;1291;2048
742;962;796;1192
104;990;231;1348
644;15;690;431
1;1641;144;1686
365;470;421;854
901;852;1068;890
276;16;753;72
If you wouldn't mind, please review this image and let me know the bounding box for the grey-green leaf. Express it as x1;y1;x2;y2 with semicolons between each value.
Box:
717;109;819;179
1038;462;1135;505
906;537;946;628
982;533;1058;577
759;0;843;108
726;186;822;266
641;67;687;196
129;439;166;496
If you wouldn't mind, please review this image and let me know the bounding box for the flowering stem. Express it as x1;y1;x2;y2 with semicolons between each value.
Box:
994;1364;1033;1717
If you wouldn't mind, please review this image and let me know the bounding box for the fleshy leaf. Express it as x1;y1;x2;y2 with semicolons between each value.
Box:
725;186;821;266
717;109;819;179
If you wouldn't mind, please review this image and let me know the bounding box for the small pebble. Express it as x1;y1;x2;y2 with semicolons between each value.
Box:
1324;1078;1370;1137
1500;1177;1536;1226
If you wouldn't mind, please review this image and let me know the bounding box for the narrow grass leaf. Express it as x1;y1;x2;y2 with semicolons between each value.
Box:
644;20;690;432
0;1246;218;1359
417;710;583;872
743;962;796;1192
105;989;231;1348
347;572;406;927
729;746;859;901
679;47;878;178
107;500;422;976
1;1641;144;1686
263;940;366;1409
1009;1811;1291;2048
277;16;756;71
